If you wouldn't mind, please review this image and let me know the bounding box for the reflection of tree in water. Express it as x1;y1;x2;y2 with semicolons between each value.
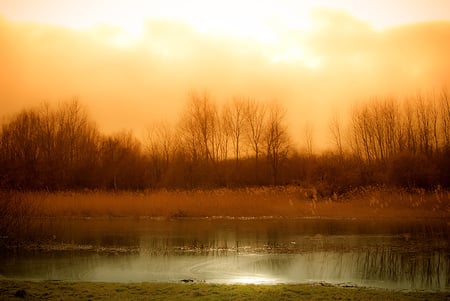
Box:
97;234;140;247
358;247;449;290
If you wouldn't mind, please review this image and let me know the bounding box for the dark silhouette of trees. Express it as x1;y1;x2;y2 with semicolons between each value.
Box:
264;101;290;185
98;130;146;190
329;112;344;157
345;92;450;189
0;108;41;188
440;89;450;148
244;99;267;184
303;123;314;157
1;89;449;192
350;98;402;163
223;97;246;167
177;92;221;187
181;92;220;164
145;121;175;188
0;99;100;189
0;99;149;190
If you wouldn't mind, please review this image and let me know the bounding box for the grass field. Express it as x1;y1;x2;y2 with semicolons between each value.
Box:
0;280;449;301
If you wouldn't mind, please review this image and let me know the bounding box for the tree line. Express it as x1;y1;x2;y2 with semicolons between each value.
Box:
1;91;449;193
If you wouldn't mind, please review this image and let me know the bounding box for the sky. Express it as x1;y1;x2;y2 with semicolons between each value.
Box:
1;0;450;149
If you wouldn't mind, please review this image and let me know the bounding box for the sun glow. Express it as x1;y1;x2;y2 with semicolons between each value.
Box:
2;0;449;38
231;275;277;284
5;0;448;66
0;0;318;44
98;2;320;64
57;1;323;62
79;1;317;47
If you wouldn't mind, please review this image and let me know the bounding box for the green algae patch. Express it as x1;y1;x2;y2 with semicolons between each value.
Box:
0;280;448;301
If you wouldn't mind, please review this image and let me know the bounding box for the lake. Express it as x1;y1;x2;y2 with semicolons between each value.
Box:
1;218;449;291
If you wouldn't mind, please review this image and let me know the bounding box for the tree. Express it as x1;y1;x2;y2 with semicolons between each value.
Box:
0;108;41;188
99;130;144;190
415;94;433;155
304;122;314;157
177;92;225;186
439;89;450;149
350;98;401;163
0;98;100;189
264;101;290;185
223;97;247;165
144;121;175;187
402;97;418;154
244;99;266;183
350;103;374;163
329;112;344;157
52;98;99;188
179;92;220;163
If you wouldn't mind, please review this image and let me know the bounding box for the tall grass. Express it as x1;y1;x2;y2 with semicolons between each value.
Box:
14;186;450;219
1;187;448;252
27;187;309;218
0;191;45;247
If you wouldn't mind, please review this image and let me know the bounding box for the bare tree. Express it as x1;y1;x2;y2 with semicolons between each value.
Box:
223;97;247;165
351;103;374;163
179;92;220;163
440;88;450;149
415;94;431;154
350;98;402;163
382;98;401;158
210;105;226;163
329;112;344;157
176;92;227;186
304;122;314;157
402;97;418;154
145;121;176;187
429;92;440;152
244;99;266;182
0;108;41;187
264;101;290;185
368;97;401;161
99;130;143;190
0;98;100;189
53;98;99;187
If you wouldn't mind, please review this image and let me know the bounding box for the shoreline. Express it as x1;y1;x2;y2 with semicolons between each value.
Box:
23;214;450;221
2;187;448;249
0;280;448;301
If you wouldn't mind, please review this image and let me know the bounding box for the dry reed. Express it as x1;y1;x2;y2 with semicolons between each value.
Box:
12;186;450;219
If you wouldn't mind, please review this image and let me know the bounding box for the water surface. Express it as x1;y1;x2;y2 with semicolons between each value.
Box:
1;218;449;290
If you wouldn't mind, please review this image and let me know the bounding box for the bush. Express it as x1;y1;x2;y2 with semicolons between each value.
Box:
387;153;439;189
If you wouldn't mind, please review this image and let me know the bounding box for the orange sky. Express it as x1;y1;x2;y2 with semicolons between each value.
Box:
1;1;450;149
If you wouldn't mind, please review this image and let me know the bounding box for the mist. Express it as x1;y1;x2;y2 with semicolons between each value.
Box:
1;11;450;148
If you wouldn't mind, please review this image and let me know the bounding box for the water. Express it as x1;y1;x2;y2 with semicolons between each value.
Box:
1;218;449;290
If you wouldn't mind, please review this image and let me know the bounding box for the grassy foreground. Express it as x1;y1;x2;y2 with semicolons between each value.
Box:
0;280;449;301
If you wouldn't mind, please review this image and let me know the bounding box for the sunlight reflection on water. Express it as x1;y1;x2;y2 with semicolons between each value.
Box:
227;275;277;284
1;218;449;291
